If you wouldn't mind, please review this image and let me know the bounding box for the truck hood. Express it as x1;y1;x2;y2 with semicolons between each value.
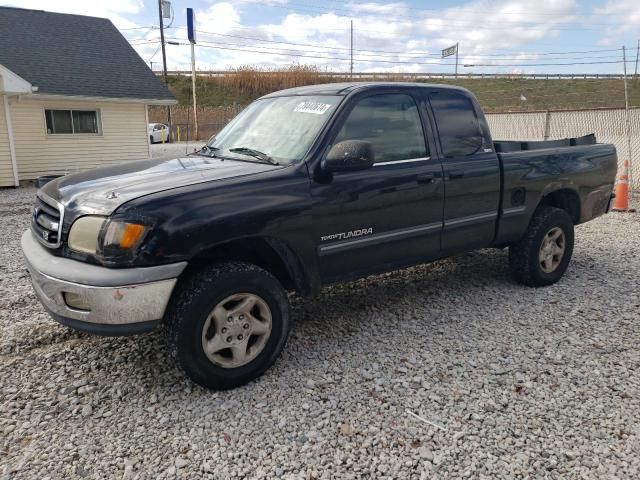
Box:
42;155;281;216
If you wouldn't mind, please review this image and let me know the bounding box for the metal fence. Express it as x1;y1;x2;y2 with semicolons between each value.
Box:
486;108;638;189
148;104;241;143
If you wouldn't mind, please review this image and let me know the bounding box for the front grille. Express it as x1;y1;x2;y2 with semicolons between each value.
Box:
31;193;64;248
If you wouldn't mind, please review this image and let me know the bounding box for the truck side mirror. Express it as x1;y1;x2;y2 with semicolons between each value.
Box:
322;140;375;172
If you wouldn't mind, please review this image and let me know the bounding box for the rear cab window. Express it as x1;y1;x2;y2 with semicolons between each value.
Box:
429;91;484;157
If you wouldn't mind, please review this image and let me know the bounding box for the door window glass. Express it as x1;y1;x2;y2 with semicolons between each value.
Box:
333;94;427;163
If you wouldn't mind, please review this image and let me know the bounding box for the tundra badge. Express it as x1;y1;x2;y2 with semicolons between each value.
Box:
321;228;373;242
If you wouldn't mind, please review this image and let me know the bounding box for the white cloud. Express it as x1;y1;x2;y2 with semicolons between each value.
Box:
594;0;640;45
197;2;240;34
8;0;629;73
345;2;408;15
1;0;144;28
224;0;581;73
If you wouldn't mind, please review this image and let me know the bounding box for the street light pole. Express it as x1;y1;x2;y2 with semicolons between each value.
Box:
191;42;198;141
350;20;353;79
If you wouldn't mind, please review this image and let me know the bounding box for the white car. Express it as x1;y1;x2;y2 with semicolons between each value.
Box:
148;123;171;143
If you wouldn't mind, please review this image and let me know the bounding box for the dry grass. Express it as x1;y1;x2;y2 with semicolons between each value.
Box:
220;65;331;97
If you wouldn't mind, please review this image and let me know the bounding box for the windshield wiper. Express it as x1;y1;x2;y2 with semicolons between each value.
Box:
228;147;279;165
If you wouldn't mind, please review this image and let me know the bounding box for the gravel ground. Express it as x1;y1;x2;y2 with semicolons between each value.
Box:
1;185;640;479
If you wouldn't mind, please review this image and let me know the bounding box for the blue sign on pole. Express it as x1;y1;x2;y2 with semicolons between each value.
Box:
187;8;196;44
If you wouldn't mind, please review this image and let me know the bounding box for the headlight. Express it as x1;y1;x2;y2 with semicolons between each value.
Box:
68;216;150;262
68;216;106;254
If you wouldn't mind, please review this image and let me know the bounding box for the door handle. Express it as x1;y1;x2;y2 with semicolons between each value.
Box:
416;173;435;184
448;172;465;180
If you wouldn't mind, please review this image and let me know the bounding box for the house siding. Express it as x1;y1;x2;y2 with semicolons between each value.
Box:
8;97;150;180
0;95;15;187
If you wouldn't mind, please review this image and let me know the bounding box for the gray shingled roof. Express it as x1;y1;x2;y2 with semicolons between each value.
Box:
0;7;175;102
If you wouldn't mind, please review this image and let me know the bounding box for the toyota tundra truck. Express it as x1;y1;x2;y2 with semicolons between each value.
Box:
22;83;617;389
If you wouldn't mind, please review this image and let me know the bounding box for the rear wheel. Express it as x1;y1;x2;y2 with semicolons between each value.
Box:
508;206;574;287
164;262;290;389
149;135;154;144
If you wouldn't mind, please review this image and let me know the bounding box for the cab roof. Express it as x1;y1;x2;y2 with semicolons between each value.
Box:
260;82;470;98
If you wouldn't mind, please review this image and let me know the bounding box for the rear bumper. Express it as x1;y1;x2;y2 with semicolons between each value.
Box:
21;231;187;336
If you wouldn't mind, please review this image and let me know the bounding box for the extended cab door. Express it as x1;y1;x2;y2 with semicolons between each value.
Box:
427;91;501;253
311;92;444;284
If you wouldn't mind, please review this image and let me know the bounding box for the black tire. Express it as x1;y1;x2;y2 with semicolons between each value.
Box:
508;206;574;287
164;262;290;389
149;135;154;144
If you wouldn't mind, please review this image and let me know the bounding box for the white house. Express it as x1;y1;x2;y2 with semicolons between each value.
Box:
0;7;176;187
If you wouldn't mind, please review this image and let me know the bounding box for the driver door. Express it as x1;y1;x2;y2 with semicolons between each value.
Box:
311;92;445;284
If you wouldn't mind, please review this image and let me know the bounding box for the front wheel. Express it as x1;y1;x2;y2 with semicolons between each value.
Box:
164;262;290;389
508;206;575;287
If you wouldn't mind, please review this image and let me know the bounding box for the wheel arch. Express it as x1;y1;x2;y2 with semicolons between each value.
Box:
181;236;311;295
538;187;581;224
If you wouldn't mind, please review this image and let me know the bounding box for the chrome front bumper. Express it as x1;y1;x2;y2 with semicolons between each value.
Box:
21;231;187;336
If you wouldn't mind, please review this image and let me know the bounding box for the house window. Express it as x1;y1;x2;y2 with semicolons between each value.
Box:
45;109;101;135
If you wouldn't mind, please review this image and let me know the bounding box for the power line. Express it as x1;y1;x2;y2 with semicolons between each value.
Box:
194;29;634;60
166;40;401;64
192;37;442;61
184;19;631;51
464;60;624;67
142;20;636;52
167;40;628;67
119;25;156;30
146;42;163;63
129;38;161;45
190;36;626;63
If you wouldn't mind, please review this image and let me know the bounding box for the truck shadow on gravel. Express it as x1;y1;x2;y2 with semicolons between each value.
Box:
290;249;511;323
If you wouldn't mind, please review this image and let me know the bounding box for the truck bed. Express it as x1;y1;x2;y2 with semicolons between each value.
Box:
494;133;596;153
492;135;617;247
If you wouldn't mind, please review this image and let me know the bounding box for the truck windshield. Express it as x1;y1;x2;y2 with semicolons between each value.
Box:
207;95;342;165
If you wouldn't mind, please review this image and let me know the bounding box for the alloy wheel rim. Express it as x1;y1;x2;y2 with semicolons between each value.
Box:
538;227;566;273
201;293;272;368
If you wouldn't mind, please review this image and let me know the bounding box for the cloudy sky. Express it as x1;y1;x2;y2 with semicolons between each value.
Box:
2;0;640;74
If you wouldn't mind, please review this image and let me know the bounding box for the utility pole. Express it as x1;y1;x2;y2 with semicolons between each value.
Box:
157;0;172;130
634;39;639;80
623;45;634;196
455;42;459;76
350;20;354;80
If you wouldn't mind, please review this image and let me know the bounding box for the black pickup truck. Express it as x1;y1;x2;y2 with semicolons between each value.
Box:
22;83;617;389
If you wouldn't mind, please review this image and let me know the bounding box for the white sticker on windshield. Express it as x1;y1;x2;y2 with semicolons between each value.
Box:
294;101;332;115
